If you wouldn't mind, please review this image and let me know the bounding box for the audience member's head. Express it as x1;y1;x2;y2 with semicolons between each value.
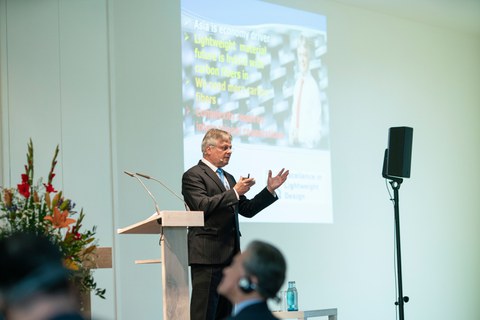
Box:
0;232;83;320
217;240;287;304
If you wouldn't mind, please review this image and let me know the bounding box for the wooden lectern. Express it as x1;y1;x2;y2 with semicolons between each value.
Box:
117;210;204;320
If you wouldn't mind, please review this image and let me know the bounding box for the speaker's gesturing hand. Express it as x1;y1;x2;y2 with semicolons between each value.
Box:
267;168;289;193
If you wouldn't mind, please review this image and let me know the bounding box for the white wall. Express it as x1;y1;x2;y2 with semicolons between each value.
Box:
1;0;479;319
0;0;115;318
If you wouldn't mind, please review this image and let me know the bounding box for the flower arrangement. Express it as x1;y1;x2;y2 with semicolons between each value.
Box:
0;140;105;299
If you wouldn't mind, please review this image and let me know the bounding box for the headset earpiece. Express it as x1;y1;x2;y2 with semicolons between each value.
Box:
238;276;256;293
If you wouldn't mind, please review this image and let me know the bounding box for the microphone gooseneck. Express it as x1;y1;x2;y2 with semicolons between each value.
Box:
124;171;161;215
135;172;190;211
124;170;135;177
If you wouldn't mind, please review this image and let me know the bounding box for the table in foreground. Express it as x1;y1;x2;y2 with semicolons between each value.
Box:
273;308;337;320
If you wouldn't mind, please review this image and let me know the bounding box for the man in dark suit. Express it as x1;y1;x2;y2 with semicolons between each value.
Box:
217;240;286;320
182;128;289;320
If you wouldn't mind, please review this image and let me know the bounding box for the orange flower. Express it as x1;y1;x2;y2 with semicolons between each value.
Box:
45;192;51;209
64;257;80;271
33;191;40;203
44;207;76;229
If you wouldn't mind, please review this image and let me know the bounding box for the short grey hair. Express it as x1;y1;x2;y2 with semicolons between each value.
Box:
243;240;287;299
201;128;232;155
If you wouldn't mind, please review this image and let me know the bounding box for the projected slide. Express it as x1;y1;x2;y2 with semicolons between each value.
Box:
181;0;332;223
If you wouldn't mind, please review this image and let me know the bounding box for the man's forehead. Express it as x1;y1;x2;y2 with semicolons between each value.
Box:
217;139;232;145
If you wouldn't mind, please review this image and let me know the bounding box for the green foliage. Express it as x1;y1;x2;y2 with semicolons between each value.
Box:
0;139;105;299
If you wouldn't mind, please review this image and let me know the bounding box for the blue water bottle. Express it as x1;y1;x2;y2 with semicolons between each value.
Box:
286;281;298;311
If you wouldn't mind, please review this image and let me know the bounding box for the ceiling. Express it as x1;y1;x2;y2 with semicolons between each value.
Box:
332;0;480;36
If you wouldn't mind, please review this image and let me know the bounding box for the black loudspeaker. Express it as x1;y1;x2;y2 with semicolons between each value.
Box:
238;277;256;293
385;127;413;179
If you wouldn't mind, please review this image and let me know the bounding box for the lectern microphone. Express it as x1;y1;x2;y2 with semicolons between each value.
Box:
124;171;161;215
135;172;190;211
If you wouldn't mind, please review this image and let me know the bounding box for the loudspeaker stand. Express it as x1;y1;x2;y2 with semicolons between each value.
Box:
389;178;409;320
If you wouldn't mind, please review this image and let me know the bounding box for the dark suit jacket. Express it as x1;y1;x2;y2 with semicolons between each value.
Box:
227;301;279;320
182;160;277;265
50;313;85;320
